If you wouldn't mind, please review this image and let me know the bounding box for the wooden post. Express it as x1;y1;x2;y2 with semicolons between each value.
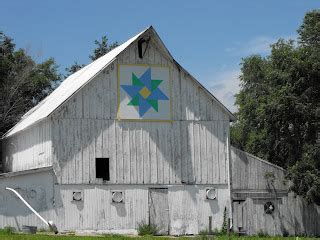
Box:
227;218;231;237
209;216;213;235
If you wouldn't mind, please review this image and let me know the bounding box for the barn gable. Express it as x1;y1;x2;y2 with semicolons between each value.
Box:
45;27;233;185
3;26;235;139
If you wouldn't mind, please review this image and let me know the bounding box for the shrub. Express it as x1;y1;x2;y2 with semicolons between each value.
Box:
0;226;16;235
257;229;269;237
221;207;228;234
137;221;157;236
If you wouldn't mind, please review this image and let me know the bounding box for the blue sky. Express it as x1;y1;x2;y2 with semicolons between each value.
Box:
1;1;319;112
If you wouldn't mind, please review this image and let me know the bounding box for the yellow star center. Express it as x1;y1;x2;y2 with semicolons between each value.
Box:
139;87;151;99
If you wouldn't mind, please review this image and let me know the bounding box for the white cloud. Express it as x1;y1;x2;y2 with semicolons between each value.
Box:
208;34;297;113
242;36;277;55
209;69;241;113
226;35;297;56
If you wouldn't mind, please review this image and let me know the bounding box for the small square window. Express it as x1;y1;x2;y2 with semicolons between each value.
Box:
72;191;83;201
96;158;110;181
111;191;124;203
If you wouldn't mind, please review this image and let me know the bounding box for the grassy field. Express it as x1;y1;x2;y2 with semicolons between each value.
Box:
0;232;319;240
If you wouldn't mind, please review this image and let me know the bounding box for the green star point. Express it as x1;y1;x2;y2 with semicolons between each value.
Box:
147;99;159;112
151;80;163;91
132;73;144;86
128;95;139;106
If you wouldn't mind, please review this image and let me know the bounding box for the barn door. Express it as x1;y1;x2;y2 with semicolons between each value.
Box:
149;188;169;235
233;200;247;234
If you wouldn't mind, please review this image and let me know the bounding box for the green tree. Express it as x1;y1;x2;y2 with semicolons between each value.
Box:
231;10;320;204
0;31;61;137
65;35;118;77
64;61;85;78
89;35;119;61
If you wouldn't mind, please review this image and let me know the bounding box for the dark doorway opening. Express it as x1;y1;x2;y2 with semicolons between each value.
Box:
96;158;110;181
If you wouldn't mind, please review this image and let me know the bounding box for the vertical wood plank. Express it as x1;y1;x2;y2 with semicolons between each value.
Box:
122;124;131;183
109;120;117;183
212;121;219;183
180;121;188;183
157;125;164;184
150;123;158;184
130;123;137;184
200;123;207;184
116;122;124;183
110;62;117;119
194;122;201;183
89;120;96;183
81;119;89;183
180;72;187;120
173;121;182;183
136;122;144;184
206;121;213;184
188;122;195;183
143;124;151;183
163;125;170;184
103;69;111;119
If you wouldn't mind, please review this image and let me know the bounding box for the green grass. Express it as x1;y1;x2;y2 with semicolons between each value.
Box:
0;232;318;240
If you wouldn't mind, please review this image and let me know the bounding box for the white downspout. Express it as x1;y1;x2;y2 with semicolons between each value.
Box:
6;187;58;234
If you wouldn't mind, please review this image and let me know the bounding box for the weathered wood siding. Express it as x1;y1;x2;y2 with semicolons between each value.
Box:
231;147;287;191
51;39;230;185
0;171;230;235
231;147;320;236
0;169;56;230
54;184;229;234
240;194;320;236
52;119;229;185
1;120;52;172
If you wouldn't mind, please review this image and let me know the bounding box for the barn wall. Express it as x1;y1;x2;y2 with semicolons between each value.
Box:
231;147;287;191
231;147;320;236
0;169;56;230
52;119;229;185
1;120;52;172
51;39;230;185
0;176;229;235
54;184;230;235
239;193;320;236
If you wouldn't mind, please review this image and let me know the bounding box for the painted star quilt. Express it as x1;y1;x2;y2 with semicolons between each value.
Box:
118;65;171;121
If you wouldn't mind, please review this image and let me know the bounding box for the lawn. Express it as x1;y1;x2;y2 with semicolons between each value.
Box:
0;232;319;240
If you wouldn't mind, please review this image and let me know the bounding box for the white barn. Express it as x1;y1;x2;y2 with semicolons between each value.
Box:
1;26;319;236
0;26;235;235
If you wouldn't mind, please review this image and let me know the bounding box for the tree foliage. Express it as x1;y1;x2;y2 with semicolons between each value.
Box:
65;35;118;77
64;61;85;78
89;35;119;61
231;10;320;204
0;32;61;137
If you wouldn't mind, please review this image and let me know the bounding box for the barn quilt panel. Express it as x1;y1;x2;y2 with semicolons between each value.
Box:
118;64;171;121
